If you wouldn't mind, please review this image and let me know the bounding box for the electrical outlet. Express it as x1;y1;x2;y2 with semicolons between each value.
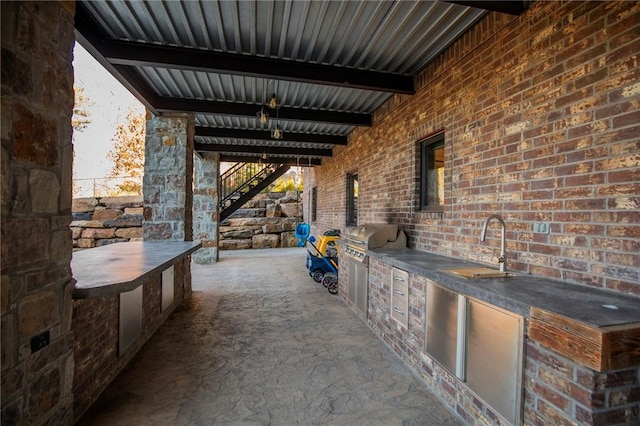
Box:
30;330;50;353
533;222;550;234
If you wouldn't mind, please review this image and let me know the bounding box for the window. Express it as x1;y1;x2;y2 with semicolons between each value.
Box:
420;133;445;211
311;186;317;222
347;173;358;226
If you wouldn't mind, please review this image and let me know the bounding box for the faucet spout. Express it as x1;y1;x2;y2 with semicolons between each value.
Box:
481;214;507;272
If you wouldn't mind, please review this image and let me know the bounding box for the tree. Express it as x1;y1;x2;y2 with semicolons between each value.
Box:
72;85;92;133
72;85;94;197
107;107;145;195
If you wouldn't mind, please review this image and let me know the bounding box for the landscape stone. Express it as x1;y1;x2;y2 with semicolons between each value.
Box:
281;203;301;218
95;239;127;247
72;213;92;221
92;208;122;221
266;204;282;218
124;207;143;215
114;228;143;239
252;234;279;249
100;196;143;209
280;232;299;248
228;208;265;218
262;223;285;234
70;228;82;239
69;220;103;229
219;239;252;250
72;198;98;213
81;228;116;239
103;215;142;228
221;230;254;239
76;239;95;249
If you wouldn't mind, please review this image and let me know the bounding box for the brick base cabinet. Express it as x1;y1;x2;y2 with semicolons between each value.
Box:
366;258;640;426
72;256;192;420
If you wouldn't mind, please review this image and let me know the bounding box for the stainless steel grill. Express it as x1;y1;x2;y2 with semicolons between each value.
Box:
343;224;407;316
343;224;407;264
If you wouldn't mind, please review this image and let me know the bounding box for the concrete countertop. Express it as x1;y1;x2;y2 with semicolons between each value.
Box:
72;241;202;299
368;248;640;328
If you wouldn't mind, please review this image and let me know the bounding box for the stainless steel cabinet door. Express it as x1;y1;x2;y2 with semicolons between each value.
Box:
426;282;460;375
466;299;524;425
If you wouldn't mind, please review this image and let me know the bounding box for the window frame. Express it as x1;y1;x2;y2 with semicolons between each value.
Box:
311;186;317;222
419;133;445;212
346;172;358;226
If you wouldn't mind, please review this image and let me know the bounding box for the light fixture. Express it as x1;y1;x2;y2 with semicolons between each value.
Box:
261;151;268;160
257;108;269;124
271;125;283;140
268;93;279;109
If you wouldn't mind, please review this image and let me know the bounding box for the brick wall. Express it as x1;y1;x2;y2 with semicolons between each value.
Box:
1;1;76;423
310;0;640;296
72;255;191;420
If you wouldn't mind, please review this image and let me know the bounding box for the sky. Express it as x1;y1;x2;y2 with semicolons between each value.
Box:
72;42;144;182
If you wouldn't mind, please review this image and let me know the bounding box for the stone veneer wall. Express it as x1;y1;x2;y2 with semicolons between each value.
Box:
72;256;191;421
70;196;143;249
220;192;304;250
143;113;194;242
1;1;76;424
193;152;219;263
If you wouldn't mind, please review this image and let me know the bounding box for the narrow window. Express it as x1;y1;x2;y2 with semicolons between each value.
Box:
420;133;445;211
347;173;358;226
311;186;317;222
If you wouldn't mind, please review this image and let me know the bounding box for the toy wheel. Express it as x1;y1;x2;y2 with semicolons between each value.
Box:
312;269;324;283
327;279;338;294
322;273;337;288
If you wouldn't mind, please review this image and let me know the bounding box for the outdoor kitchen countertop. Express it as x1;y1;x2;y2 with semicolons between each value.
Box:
72;240;202;299
368;248;640;328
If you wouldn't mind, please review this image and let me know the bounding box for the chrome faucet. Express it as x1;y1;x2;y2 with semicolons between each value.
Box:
481;214;506;272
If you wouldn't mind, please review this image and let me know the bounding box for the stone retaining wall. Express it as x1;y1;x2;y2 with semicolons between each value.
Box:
71;193;304;250
71;196;143;249
220;191;304;250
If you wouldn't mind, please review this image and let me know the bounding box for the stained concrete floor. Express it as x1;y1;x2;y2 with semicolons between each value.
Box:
78;247;462;426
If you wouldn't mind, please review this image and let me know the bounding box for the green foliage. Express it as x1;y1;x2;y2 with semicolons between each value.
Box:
107;107;146;195
72;85;93;134
267;176;303;193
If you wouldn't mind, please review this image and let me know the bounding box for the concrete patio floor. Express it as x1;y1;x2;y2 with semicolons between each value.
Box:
78;247;462;426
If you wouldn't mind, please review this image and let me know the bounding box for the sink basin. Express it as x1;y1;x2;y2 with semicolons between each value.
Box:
444;267;513;279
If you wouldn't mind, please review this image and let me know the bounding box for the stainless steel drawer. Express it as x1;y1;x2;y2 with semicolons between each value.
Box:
391;268;409;326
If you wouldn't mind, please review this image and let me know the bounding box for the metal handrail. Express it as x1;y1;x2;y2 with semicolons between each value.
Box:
220;162;280;208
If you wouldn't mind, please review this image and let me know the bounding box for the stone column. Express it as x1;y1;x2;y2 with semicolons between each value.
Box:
1;1;76;424
143;113;194;241
193;152;220;263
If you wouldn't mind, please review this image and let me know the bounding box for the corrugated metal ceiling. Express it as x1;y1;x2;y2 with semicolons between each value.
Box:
75;0;493;164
